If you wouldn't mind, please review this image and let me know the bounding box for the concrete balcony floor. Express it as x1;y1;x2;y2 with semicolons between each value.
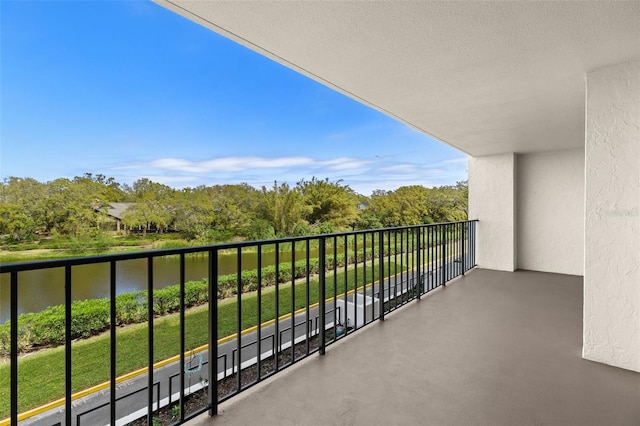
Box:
189;269;640;426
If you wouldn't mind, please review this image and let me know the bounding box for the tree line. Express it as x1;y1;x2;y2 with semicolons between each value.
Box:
0;173;468;244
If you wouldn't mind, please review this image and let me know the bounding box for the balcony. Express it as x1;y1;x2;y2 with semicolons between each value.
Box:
186;268;639;426
3;220;638;425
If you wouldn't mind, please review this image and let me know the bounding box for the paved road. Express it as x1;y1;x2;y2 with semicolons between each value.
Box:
22;256;469;426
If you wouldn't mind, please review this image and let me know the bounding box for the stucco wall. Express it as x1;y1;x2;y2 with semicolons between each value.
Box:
517;149;585;275
469;153;516;271
584;59;640;372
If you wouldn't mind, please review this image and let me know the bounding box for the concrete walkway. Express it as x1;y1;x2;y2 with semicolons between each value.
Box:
187;269;640;426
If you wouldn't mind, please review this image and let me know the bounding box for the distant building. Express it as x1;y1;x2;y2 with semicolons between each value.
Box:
98;202;134;232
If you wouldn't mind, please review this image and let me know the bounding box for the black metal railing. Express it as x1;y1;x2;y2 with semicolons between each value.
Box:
0;220;477;426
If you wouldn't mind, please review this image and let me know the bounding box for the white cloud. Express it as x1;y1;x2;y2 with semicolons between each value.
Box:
321;157;376;170
381;164;417;172
110;154;467;195
442;156;469;164
124;155;373;174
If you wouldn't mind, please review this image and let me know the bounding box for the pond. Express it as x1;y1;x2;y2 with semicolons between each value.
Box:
0;246;320;323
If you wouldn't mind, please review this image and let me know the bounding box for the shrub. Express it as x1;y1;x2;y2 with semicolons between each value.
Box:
115;292;146;325
71;299;110;338
0;247;387;356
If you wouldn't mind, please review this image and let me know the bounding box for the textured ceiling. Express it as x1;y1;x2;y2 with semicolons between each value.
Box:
155;1;640;157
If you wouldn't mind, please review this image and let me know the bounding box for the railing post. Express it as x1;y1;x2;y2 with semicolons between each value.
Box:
318;236;326;355
146;259;154;423
65;265;73;426
179;254;186;423
10;271;18;426
378;230;385;321
441;224;447;287
109;262;117;426
208;249;219;417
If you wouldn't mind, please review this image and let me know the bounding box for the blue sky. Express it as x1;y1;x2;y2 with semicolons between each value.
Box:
1;1;467;196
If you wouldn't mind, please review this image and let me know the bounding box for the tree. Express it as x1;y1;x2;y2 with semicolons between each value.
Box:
172;187;215;240
366;186;430;227
0;203;35;241
122;179;175;236
363;183;468;227
206;184;261;238
0;177;48;235
297;177;360;230
424;181;468;222
259;181;310;237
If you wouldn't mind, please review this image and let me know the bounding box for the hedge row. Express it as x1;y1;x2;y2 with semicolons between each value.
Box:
0;246;408;356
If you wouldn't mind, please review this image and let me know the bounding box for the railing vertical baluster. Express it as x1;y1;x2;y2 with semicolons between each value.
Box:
404;228;413;298
354;235;358;329
275;243;280;370
305;239;310;355
470;221;474;267
318;236;326;355
257;244;262;380
147;258;154;422
428;226;432;291
416;226;421;300
65;265;72;426
472;221;478;266
378;230;385;321
291;242;296;361
371;232;375;320
343;235;348;334
406;229;410;298
399;231;403;304
110;261;117;426
462;222;466;275
179;253;186;421
458;222;462;276
236;247;242;390
10;271;18;426
441;225;447;287
394;231;398;308
386;231;391;311
363;234;367;324
208;248;219;416
333;236;337;340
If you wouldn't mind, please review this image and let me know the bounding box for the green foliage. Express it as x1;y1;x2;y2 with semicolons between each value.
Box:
153;239;191;250
259;181;311;237
355;212;383;230
0;203;36;241
363;181;468;227
0;175;468;249
297;177;360;228
122;178;176;236
0;174;123;239
245;218;275;241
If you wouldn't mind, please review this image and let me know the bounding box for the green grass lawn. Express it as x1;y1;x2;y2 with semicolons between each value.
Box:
0;259;406;418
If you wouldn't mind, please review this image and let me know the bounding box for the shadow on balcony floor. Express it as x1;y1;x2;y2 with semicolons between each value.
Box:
189;269;640;426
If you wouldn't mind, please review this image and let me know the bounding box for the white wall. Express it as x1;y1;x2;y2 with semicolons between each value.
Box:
584;59;640;373
469;153;516;271
517;149;584;275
